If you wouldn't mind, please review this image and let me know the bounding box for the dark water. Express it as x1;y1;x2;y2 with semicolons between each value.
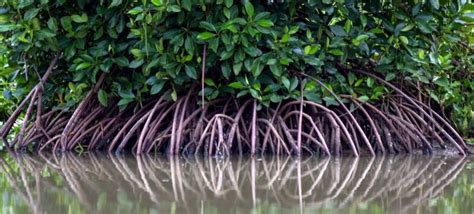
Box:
0;153;473;214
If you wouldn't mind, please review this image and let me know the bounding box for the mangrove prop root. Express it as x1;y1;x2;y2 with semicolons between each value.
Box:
351;68;467;155
1;54;60;149
298;72;374;156
59;72;106;151
1;73;468;156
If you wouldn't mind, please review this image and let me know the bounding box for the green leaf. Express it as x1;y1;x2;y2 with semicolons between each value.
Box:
129;60;144;69
360;15;367;28
119;89;135;99
289;77;298;91
128;7;144;15
416;20;434;34
399;36;409;45
461;13;474;23
71;14;88;23
418;76;430;84
24;8;40;20
118;98;133;106
266;58;277;65
200;21;217;32
109;0;123;7
151;0;164;7
131;49;143;58
251;60;263;77
303;44;321;55
282;77;291;90
167;5;182;13
269;64;281;77
150;82;165;95
366;77;374;87
225;0;233;8
355;34;369;42
330;25;346;36
394;23;405;36
244;46;262;57
385;73;396;81
323;96;338;106
352;34;369;46
208;38;219;52
310;45;321;54
434;77;449;87
233;62;243;75
237;90;249;98
171;89;178;101
221;63;231;79
401;24;415;32
197;32;216;40
0;24;17;32
98;90;108;107
47;18;58;32
429;91;440;103
18;0;33;8
182;0;192;11
249;88;260;99
184;65;197;79
348;72;356;85
244;0;255;18
279;57;291;65
461;3;474;12
60;16;72;32
412;3;422;15
329;49;344;56
205;79;216;87
229;82;244;89
354;78;364;87
114;57;129;67
3;89;12;100
304;46;312;55
430;0;440;10
358;95;370;102
256;19;273;27
76;62;92;70
184;36;194;54
222;22;238;33
220;50;234;60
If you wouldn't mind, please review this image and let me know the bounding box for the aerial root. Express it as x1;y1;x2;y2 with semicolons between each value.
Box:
1;54;60;150
8;94;464;156
1;75;467;156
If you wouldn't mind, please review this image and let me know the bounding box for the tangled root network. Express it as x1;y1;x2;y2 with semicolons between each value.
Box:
1;84;470;157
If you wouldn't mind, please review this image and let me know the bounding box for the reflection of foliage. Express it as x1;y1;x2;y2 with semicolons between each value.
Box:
0;153;470;214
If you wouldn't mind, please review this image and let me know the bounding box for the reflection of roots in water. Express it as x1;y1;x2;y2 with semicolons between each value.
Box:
0;153;467;213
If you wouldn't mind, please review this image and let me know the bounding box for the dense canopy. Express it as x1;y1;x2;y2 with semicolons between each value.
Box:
0;0;472;155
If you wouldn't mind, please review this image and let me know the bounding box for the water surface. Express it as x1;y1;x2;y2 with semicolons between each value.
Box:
1;153;473;214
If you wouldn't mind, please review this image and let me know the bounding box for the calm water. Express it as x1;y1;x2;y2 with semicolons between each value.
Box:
0;153;473;214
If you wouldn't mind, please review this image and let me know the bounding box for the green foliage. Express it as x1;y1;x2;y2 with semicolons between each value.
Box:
0;34;16;122
0;0;472;136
